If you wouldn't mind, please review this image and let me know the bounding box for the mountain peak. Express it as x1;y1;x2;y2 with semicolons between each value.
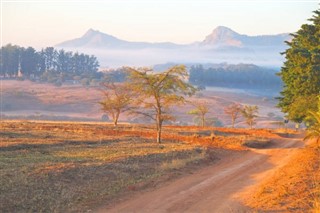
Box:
83;28;101;38
56;28;124;48
213;26;239;35
202;26;242;47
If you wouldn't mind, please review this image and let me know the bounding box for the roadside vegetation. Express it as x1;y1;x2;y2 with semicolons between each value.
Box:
249;8;320;212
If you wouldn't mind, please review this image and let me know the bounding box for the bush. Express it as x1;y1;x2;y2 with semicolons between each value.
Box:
242;137;271;148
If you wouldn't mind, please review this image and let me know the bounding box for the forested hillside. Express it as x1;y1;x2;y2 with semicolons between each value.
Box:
189;64;282;89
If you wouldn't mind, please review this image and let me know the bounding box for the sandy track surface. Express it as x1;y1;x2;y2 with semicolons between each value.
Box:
97;137;303;213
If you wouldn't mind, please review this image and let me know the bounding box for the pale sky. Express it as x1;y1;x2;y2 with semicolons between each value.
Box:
1;0;319;49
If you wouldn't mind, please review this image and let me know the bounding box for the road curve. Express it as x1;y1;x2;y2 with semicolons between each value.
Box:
97;137;303;213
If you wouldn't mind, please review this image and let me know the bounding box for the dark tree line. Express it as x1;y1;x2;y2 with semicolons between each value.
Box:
102;68;128;82
189;64;282;89
0;44;99;78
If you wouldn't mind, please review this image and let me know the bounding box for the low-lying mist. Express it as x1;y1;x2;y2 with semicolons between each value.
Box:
62;46;285;68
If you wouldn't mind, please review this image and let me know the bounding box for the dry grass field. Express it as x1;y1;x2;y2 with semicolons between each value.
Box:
246;139;320;212
1;81;317;212
1;80;284;128
0;120;282;212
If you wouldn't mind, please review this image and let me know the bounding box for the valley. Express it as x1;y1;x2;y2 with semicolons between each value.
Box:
1;80;284;128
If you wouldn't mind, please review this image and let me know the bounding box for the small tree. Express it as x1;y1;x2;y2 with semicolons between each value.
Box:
224;103;242;128
304;97;320;146
188;101;209;127
99;82;132;126
241;105;259;129
127;65;196;143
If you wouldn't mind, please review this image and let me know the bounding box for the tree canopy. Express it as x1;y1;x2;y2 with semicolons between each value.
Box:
127;65;197;143
241;105;259;129
99;82;133;126
224;103;242;128
278;9;320;122
188;101;210;127
0;44;99;79
189;64;281;89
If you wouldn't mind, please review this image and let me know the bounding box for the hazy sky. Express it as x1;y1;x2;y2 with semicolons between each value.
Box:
1;0;319;48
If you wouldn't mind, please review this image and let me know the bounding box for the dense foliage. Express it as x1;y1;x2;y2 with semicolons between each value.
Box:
278;9;320;122
102;68;128;82
0;44;99;83
189;64;281;89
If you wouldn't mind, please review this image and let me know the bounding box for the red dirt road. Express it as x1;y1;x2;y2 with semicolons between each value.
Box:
97;137;303;213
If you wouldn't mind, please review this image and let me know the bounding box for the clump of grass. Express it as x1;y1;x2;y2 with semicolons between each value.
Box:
160;149;207;171
242;136;271;148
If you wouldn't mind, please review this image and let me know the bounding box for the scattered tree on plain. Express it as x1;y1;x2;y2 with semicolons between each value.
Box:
224;103;242;128
188;101;210;127
99;82;133;126
241;105;259;129
127;65;197;143
278;9;320;122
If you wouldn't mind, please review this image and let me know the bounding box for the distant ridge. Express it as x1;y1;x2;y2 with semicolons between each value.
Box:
56;26;290;49
56;29;181;49
55;26;291;67
201;26;290;47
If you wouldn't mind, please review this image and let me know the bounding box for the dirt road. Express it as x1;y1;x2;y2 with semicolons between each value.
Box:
98;137;303;213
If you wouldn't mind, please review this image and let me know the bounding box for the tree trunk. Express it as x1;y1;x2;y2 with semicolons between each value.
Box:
156;113;162;143
113;112;119;127
201;114;205;127
231;117;235;128
157;126;162;143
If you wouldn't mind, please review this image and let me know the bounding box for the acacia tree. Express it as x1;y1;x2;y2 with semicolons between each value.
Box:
127;65;196;143
241;105;259;129
224;103;242;128
188;101;210;127
278;9;320;122
99;82;133;126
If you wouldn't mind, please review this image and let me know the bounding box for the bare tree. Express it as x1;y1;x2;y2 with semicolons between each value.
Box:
127;65;196;143
241;105;259;129
188;101;210;127
224;103;242;128
99;82;132;126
